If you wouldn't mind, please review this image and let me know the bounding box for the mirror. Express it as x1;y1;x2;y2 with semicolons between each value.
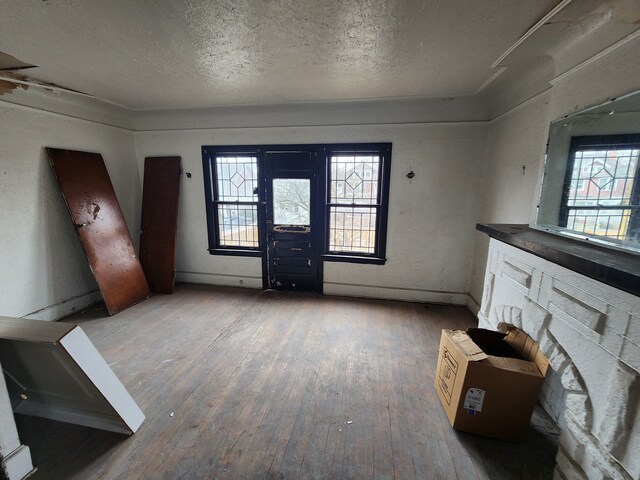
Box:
535;90;640;253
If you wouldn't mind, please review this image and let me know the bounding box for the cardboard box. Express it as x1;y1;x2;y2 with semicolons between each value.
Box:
434;325;549;441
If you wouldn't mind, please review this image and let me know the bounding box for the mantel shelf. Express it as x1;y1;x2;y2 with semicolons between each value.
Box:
476;223;640;298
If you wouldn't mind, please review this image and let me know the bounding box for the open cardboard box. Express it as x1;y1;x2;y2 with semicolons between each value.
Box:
434;325;549;441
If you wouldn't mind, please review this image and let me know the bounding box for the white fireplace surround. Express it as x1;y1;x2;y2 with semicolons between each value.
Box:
479;238;640;479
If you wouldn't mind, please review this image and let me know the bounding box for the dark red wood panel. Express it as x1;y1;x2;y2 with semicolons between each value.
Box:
139;156;181;293
47;148;150;315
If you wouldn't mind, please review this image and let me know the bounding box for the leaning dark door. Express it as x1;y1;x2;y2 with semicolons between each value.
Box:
139;156;181;294
265;151;320;291
46;148;151;315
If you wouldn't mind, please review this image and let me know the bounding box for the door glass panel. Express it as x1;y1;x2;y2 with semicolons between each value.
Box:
273;178;310;225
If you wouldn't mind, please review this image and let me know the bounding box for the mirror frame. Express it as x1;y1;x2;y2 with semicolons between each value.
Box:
534;89;640;254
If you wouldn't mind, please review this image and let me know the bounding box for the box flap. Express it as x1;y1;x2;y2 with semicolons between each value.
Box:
534;349;550;377
466;328;526;360
501;324;549;377
447;330;488;361
481;355;544;377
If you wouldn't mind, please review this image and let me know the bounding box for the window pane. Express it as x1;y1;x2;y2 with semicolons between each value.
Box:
215;156;258;202
329;206;377;254
272;179;310;225
567;149;638;208
566;208;632;240
330;155;380;205
217;204;258;247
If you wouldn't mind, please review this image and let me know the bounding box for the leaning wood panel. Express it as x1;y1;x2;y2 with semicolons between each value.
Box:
139;156;181;293
0;316;144;434
46;148;150;315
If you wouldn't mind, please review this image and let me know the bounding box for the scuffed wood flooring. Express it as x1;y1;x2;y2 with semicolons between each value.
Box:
16;284;559;479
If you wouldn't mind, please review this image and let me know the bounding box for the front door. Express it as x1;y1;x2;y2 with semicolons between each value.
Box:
265;151;320;291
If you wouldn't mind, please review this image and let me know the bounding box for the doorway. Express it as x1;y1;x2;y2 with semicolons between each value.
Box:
264;150;321;292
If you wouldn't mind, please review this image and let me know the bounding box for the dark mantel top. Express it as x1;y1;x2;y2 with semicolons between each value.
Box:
476;224;640;298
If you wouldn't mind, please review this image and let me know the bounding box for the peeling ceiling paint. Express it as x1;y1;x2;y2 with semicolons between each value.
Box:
0;50;35;70
0;70;97;99
0;72;29;96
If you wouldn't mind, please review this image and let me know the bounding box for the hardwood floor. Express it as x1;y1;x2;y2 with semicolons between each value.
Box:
15;285;559;479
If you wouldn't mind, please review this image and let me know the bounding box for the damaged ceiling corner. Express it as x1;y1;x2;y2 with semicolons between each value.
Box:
0;49;120;104
0;68;96;100
0;50;36;71
0;79;23;95
0;50;34;96
0;71;30;96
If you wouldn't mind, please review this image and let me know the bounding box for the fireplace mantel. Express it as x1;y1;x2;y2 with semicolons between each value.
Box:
476;223;640;298
476;230;640;479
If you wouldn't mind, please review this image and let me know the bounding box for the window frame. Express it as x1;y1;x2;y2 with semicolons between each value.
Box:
202;143;392;265
559;134;640;244
202;146;264;257
322;144;392;264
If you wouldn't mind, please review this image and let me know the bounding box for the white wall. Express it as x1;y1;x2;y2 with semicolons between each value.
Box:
470;34;640;307
0;101;140;320
469;92;551;304
134;121;487;305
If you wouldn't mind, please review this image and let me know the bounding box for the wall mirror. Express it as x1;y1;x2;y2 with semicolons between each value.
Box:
535;89;640;253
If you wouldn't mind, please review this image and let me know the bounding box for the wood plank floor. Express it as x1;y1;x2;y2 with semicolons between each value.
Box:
15;285;560;479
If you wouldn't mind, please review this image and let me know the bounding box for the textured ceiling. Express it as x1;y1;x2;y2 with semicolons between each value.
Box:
0;0;560;109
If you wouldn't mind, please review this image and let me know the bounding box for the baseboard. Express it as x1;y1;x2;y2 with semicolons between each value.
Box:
465;294;481;318
323;282;470;305
176;271;263;289
175;276;481;312
21;290;102;322
4;445;33;480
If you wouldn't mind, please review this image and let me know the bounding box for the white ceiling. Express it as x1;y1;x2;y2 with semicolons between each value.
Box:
4;0;639;113
0;0;566;110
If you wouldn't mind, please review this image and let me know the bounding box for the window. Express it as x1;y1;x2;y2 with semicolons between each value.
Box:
324;144;391;263
202;149;262;255
202;143;391;263
328;155;381;255
560;135;640;242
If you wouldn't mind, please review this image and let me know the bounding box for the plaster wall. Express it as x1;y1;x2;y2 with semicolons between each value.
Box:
470;92;551;306
134;122;486;304
470;34;640;309
0;101;140;321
